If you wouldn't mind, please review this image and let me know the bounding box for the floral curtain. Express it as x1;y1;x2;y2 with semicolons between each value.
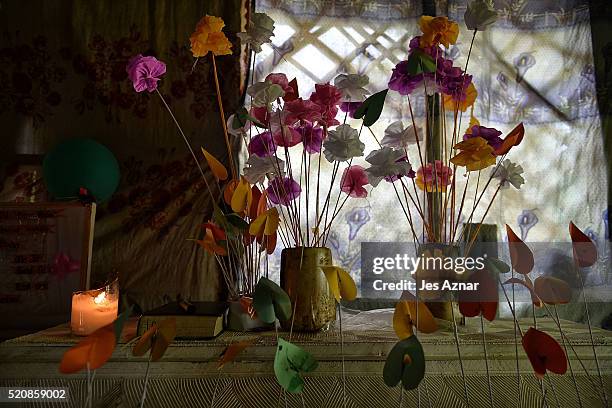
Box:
253;0;609;294
0;0;248;311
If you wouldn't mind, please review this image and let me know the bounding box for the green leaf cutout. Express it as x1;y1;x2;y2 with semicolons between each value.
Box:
383;335;426;390
225;213;249;231
113;303;133;344
252;277;292;324
353;89;388;127
233;106;264;129
405;50;436;75
274;338;318;393
485;257;511;274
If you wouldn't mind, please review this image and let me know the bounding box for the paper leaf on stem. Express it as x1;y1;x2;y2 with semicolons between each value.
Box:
393;299;437;336
320;266;357;302
506;224;534;274
249;185;262;219
223;179;239;205
569;222;598;268
285;78;299;102
201;147;228;181
494;123;524;156
274;338;318;393
218;340;253;369
231;177;253;215
484;257;510;274
383;335;426;390
132;318;176;362
503;277;540;306
353;89;388;127
252;277;292;323
534;276;571;305
59;324;116;374
249;207;279;237
405;49;436;75
113;304;134;344
522;327;567;378
458;269;498;321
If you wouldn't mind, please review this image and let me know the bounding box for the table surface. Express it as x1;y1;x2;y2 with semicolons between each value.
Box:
1;311;610;407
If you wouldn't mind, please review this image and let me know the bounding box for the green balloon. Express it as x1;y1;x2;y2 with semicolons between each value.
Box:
43;139;120;203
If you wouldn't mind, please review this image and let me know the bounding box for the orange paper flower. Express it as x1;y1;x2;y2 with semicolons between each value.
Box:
190;15;233;57
443;82;477;112
419;16;459;47
450;136;496;171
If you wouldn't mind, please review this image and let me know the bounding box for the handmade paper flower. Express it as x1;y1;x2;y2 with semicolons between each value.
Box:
270;110;302;147
321;265;358;302
243;155;285;184
309;83;342;126
450;137;496;171
284;98;322;124
388;60;436;96
418;16;459;48
490;159;525;189
436;57;473;101
443;82;477;112
340;165;369;198
333;73;369;102
237;12;275;53
339;102;363;118
299;122;324;154
126;55;166;93
196;222;227;256
267;177;301;205
408;36;439;58
248;131;277;157
384;156;416;183
226;113;250;136
464;125;503;150
381;121;420;148
323;124;365;162
247;80;285;108
250;106;271;127
522;327;567;378
415;160;452;192
265;73;294;96
364;147;412;187
190;16;232;57
465;0;498;31
231;177;253;215
249;207;280;237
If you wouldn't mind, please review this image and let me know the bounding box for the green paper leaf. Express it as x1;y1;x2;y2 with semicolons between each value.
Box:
383;335;426;390
113;304;133;344
252;277;292;324
233;107;264;129
405;50;436;75
353;89;388;127
274;338;318;393
225;213;249;231
485;257;510;274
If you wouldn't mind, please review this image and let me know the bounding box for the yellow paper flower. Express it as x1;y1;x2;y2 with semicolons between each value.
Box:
419;16;459;48
443;82;477;112
450;137;496;171
190;15;233;57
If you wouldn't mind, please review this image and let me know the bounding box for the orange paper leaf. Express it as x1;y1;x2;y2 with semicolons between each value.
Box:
201;147;228;181
218;340;253;369
494;123;524;156
506;224;534;274
59;324;116;374
569;222;598;267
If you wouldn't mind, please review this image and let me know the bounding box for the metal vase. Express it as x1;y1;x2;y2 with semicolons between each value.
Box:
280;247;336;331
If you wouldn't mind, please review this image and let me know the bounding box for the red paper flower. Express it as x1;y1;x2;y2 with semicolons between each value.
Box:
340;165;368;198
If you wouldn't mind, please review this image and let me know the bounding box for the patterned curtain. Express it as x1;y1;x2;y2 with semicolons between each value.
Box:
0;0;248;310
253;0;609;291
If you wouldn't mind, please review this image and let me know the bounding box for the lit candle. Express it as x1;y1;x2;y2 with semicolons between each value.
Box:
71;281;119;336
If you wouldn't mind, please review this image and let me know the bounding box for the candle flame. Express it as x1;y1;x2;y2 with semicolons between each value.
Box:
93;291;106;304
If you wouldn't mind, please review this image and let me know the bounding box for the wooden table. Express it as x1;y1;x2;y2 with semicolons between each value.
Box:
0;311;610;408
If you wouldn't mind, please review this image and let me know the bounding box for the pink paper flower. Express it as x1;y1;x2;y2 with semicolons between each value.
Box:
265;73;294;96
250;106;270;127
285;98;322;124
299;122;324;154
309;83;342;126
272;124;302;147
50;252;80;281
341;165;369;198
126;54;166;93
267;177;302;205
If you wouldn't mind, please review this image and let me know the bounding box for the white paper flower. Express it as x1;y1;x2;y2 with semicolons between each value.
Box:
247;80;285;108
364;147;412;187
323;124;365;162
490;159;524;189
237;13;275;53
465;0;498;31
381;121;421;148
227;113;250;137
243;154;285;184
333;73;369;102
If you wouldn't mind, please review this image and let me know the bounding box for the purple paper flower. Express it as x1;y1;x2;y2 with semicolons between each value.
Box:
248;131;277;157
126;54;166;93
339;101;363;119
299;122;324;153
436;57;472;101
464;125;503;150
409;36;439;58
267;177;302;205
388;60;435;96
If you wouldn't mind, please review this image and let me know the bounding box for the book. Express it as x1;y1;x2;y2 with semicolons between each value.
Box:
137;301;227;339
